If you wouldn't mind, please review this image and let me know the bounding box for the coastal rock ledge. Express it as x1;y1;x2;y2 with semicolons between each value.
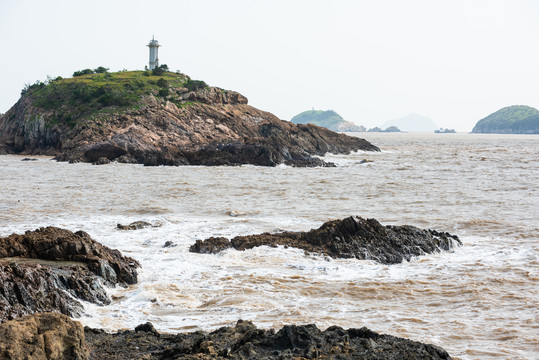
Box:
0;227;140;323
0;313;453;359
190;216;461;264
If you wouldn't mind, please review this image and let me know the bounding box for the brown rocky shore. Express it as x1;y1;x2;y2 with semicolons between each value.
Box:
190;216;461;264
0;225;455;359
0;78;379;167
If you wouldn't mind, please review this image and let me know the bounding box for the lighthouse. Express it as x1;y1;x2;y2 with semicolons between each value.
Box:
147;36;160;70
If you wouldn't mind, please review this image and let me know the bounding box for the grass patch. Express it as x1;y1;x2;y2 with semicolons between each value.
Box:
22;70;195;127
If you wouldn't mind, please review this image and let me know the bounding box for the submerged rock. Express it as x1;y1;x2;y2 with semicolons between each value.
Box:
0;227;140;322
84;319;452;359
0;312;88;360
116;221;156;230
190;216;461;264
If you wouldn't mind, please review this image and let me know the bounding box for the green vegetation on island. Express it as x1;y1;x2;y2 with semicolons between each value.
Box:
19;66;207;127
472;105;539;134
290;110;364;132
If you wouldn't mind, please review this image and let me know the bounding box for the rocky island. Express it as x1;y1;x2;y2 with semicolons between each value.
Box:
472;105;539;134
290;109;366;132
0;69;379;166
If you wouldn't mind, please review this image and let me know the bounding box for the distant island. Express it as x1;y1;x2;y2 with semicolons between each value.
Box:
0;68;379;166
471;105;539;134
382;113;438;132
367;126;402;133
434;128;456;133
290;110;365;132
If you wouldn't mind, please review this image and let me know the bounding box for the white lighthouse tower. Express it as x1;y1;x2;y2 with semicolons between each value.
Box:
147;36;160;70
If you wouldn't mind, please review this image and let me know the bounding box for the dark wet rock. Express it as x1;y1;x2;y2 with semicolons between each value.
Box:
0;261;83;322
0;227;140;322
117;221;157;230
0;227;140;285
91;157;111;165
191;237;231;254
84;319;452;359
134;322;159;335
163;241;176;248
190;216;461;264
84;142;127;163
21;157;38;161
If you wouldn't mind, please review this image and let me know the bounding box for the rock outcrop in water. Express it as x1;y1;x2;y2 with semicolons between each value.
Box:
190;216;461;264
116;220;160;230
0;71;379;166
84;319;452;359
0;227;139;322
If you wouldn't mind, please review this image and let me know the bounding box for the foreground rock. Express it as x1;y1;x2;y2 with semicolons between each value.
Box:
85;319;452;360
0;227;139;322
190;216;461;264
0;71;380;166
0;313;88;360
0;313;452;360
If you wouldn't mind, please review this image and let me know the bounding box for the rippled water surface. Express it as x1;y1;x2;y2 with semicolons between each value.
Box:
1;133;537;360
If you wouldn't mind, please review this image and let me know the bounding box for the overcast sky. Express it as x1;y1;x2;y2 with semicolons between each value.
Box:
1;0;538;131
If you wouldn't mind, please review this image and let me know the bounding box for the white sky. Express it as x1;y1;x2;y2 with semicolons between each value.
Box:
1;0;538;131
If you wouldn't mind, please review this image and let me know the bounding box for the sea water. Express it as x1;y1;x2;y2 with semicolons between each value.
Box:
0;133;537;360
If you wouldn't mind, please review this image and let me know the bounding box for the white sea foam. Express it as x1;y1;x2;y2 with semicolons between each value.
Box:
1;133;538;359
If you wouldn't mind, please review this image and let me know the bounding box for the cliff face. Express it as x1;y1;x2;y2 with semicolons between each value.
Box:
0;74;379;166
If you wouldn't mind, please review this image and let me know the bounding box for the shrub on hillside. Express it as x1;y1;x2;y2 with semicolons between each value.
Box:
94;66;109;74
185;79;208;92
157;78;168;88
73;69;95;77
151;64;169;76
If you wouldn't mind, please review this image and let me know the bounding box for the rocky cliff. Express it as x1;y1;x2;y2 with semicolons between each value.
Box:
0;71;379;166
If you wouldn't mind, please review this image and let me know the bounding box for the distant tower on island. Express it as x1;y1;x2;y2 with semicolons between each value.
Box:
147;36;160;70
